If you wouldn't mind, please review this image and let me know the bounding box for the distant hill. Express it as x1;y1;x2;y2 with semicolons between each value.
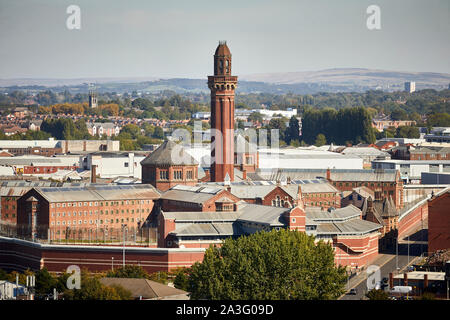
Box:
239;68;450;91
1;68;449;94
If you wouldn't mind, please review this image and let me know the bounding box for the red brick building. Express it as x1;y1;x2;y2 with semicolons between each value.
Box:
0;187;30;225
16;185;160;241
325;169;404;209
428;188;450;253
208;41;238;182
141;140;199;192
409;146;450;161
216;180;340;209
157;186;382;269
159;185;241;213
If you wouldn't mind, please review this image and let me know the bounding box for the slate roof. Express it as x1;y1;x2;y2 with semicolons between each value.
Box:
173;222;238;237
306;205;361;222
160;185;224;204
316;219;382;235
140;140;198;166
33;184;160;203
236;203;288;226
373;196;398;218
99;278;188;299
252;168;399;182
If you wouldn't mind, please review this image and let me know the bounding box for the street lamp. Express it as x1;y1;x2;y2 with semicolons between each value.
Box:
111;257;114;271
122;224;127;267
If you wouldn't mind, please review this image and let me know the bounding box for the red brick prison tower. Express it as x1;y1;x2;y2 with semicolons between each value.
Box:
208;41;238;182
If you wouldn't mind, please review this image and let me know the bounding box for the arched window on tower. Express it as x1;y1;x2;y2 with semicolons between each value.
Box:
225;60;229;73
219;60;223;73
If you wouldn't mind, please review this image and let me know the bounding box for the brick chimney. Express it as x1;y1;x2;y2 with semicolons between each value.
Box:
326;168;331;181
91;165;97;183
424;274;428;289
242;169;247;180
403;273;408;286
389;272;394;289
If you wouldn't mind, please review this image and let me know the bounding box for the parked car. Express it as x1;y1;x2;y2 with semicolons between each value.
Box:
349;288;357;295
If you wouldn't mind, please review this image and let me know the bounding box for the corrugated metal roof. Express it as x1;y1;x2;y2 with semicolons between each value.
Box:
161;185;223;204
34;184;160;202
236;203;288;226
306;205;361;222
173;222;236;236
253;168;399;182
162;211;239;221
316;219;382;235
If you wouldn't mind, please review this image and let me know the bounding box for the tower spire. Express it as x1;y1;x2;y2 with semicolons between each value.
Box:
208;41;238;182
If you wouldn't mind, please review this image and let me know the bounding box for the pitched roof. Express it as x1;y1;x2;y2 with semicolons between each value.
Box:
33;184;160;203
140;140;198;166
161;185;225;204
253;168;399;182
306;205;361;222
373;196;398;217
316;219;382;235
99;278;188;299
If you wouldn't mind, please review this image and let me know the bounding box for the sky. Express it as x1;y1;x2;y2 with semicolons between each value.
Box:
0;0;449;79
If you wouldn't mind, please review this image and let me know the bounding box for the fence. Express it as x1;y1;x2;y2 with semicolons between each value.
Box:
0;222;158;246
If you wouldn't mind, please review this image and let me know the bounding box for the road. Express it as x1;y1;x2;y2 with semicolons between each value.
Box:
341;230;427;300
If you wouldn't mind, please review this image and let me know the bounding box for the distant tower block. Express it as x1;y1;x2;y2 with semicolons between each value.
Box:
208;41;238;182
89;84;98;108
404;81;415;93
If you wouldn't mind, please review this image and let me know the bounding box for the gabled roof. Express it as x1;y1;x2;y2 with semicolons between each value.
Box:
373;196;398;218
99;278;188;299
253;168;399;182
140;140;198;166
306;205;361;222
161;185;226;204
32;184;160;203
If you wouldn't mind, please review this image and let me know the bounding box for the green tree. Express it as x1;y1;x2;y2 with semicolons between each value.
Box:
153;126;164;140
365;289;389;300
35;267;58;295
173;268;190;292
106;265;149;279
63;275;132;300
248;112;264;123
315;134;327;147
285;116;300;144
188;229;347;300
395;126;420;138
120;124;141;139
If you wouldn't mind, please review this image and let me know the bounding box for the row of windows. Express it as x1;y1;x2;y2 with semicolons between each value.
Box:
335;182;395;188
159;170;194;180
1;213;16;218
51;208;150;218
51;200;151;208
50;217;137;226
304;193;336;198
306;201;336;206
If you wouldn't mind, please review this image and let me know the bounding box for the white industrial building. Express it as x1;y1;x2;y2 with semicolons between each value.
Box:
183;145;363;170
85;152;147;179
372;159;450;183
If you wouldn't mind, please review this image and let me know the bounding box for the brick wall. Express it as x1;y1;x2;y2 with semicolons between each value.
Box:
428;192;450;252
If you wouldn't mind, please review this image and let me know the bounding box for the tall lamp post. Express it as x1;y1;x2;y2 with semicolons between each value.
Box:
122;224;127;267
